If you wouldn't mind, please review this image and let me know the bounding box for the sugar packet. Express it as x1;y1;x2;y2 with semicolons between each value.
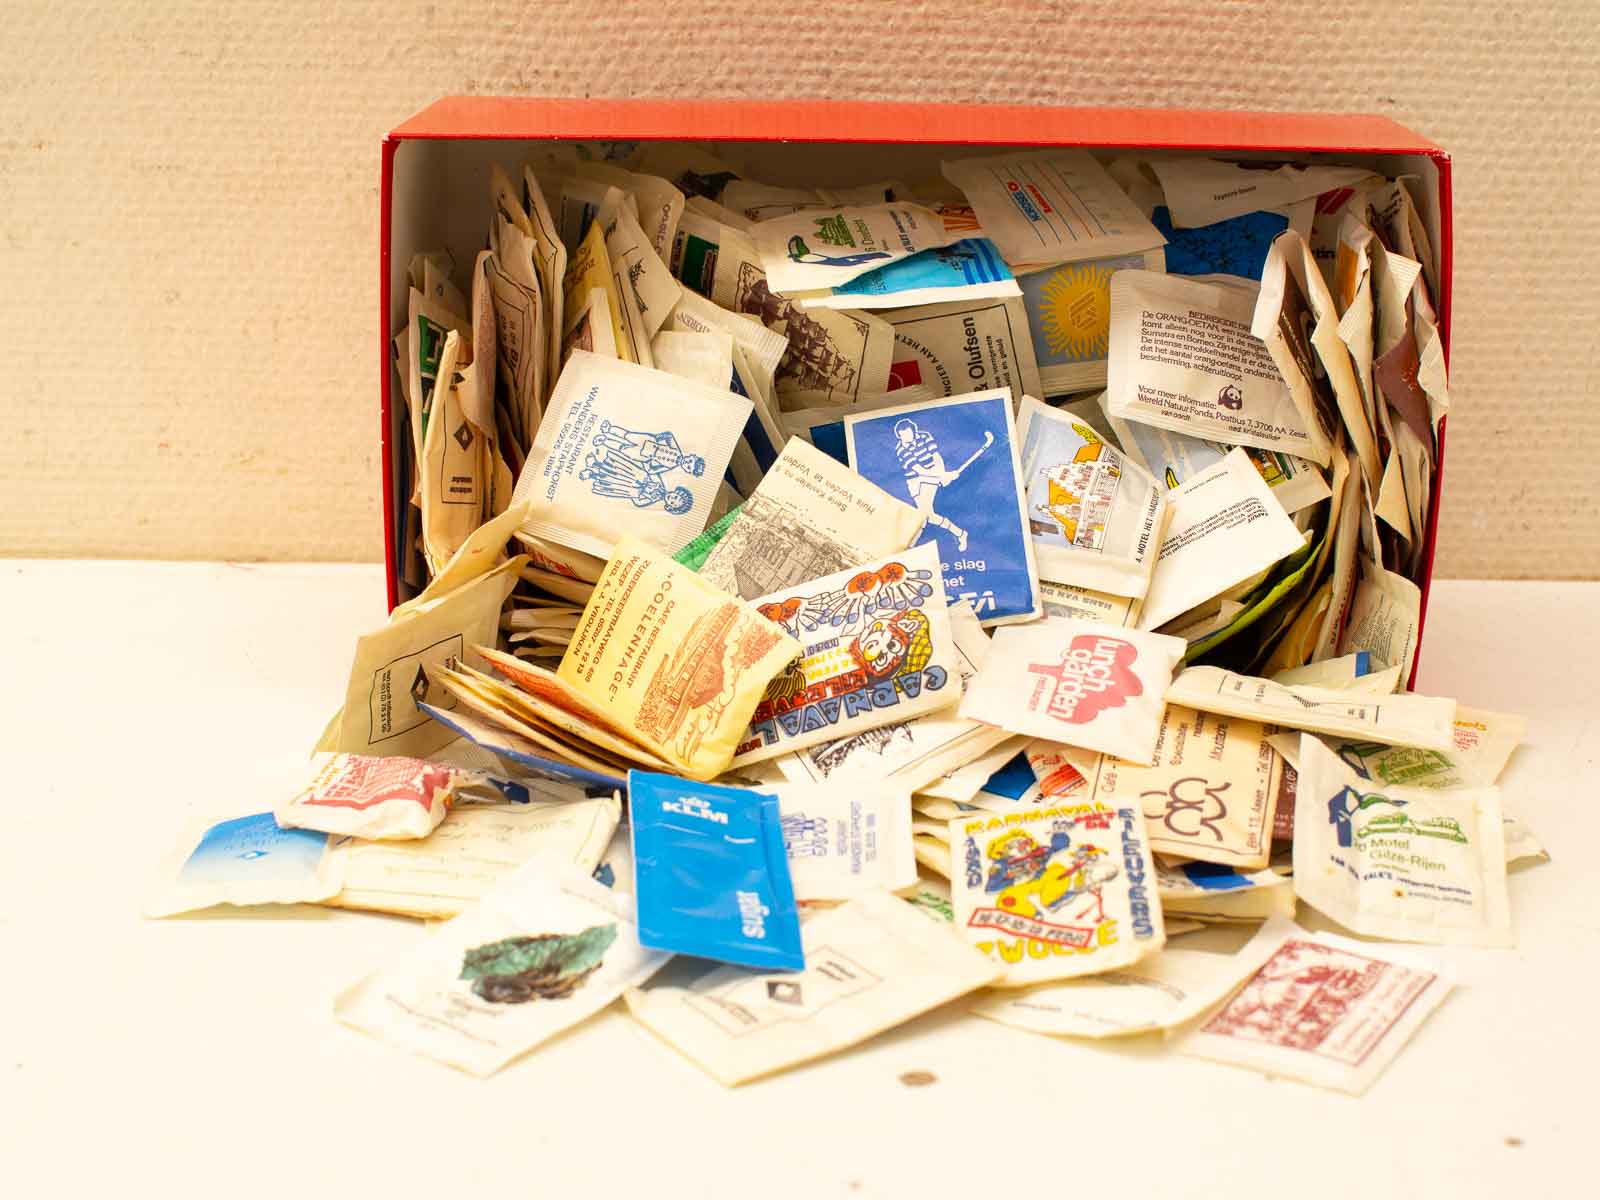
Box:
1149;158;1376;229
1017;249;1167;395
1172;914;1455;1095
751;202;974;294
334;860;666;1076
845;388;1042;626
555;540;801;780
699;437;924;601
950;802;1164;986
941;149;1165;269
971;946;1261;1039
625;892;999;1086
1106;270;1325;465
1039;579;1142;627
960;618;1186;763
274;752;461;841
145;812;341;918
881;295;1043;401
630;772;804;971
511;351;752;567
1330;706;1525;789
1137;447;1306;632
1158;861;1296;923
735;542;958;765
1293;735;1512;947
775;782;918;900
799;238;1021;310
1089;705;1288;869
1017;394;1167;597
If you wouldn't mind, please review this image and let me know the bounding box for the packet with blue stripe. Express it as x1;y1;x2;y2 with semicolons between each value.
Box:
629;771;803;971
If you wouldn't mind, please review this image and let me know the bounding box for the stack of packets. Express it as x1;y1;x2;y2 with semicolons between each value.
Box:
146;144;1546;1096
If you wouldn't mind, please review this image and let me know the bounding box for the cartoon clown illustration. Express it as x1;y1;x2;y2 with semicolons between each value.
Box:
848;607;932;682
984;825;1118;921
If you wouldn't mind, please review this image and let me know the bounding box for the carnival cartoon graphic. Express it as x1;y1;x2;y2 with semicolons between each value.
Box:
578;420;705;513
981;823;1120;923
891;418;994;552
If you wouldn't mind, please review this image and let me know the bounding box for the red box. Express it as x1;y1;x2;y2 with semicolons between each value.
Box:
380;98;1451;680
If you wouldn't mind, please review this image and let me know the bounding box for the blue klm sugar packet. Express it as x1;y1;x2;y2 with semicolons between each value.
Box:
629;772;804;971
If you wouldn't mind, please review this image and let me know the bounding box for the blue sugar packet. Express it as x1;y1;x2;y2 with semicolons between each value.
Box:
629;771;803;971
1151;205;1288;281
830;238;1014;301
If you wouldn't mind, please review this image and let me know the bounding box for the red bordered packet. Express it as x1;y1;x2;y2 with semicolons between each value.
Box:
274;753;462;841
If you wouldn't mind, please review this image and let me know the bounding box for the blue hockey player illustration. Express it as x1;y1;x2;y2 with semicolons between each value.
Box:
892;418;994;552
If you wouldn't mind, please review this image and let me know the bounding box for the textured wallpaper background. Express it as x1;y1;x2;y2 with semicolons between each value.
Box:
3;0;1596;577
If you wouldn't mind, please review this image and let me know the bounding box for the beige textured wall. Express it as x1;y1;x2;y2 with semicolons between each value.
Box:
3;0;1597;577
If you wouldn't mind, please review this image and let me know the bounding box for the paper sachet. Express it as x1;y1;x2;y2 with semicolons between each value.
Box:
799;238;1021;310
1326;705;1525;789
334;859;667;1077
1039;579;1143;626
1017;248;1167;394
1106;270;1325;465
629;772;804;971
845;388;1042;626
961;618;1186;764
971;946;1262;1039
1172;914;1456;1094
917;734;1032;805
735;541;959;766
1089;704;1288;869
950;802;1165;986
1157;861;1296;924
510;350;752;567
1017;394;1168;597
1149;158;1376;229
698;437;924;600
625;891;999;1086
941;149;1165;269
751;202;975;294
274;752;462;841
559;221;633;364
881;295;1043;401
324;790;621;920
1137;447;1306;632
1293;735;1512;947
145;812;342;918
1167;665;1456;751
773;782;918;900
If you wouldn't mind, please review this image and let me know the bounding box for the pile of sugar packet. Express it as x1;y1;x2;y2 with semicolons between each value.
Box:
147;144;1541;1094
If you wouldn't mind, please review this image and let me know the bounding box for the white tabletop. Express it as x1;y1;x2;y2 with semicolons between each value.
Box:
4;562;1594;1198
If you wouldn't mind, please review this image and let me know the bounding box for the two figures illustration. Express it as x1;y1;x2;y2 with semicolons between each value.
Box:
579;421;704;514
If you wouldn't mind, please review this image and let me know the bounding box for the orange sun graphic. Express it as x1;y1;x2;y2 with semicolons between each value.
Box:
1037;263;1115;359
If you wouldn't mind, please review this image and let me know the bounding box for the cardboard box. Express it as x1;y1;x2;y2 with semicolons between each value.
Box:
381;97;1451;678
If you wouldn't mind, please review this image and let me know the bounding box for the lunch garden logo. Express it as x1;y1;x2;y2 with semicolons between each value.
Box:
1026;635;1142;725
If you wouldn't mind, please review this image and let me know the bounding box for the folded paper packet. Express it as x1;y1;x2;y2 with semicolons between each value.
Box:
949;801;1165;987
629;771;804;971
735;542;959;766
1156;861;1296;923
1328;705;1525;789
274;752;462;841
1149;158;1376;229
772;782;918;900
1038;579;1142;627
145;812;341;918
1172;914;1455;1095
961;617;1186;764
1017;248;1167;394
776;600;1013;792
881;295;1043;401
1088;704;1289;870
941;149;1165;269
971;945;1262;1039
335;859;667;1077
625;891;1000;1086
1106;270;1325;465
560;221;633;364
917;733;1031;805
699;437;925;601
1167;666;1456;751
1016;394;1168;597
799;238;1020;310
324;790;621;920
1293;734;1512;947
751;202;975;294
511;351;753;571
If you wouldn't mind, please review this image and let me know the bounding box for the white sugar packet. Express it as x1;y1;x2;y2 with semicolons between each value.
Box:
917;734;1031;805
1271;653;1401;693
1172;914;1456;1095
775;782;918;900
882;296;1043;402
335;859;667;1077
1167;665;1456;751
1149;159;1377;229
145;811;341;918
941;149;1165;269
511;350;751;567
972;946;1260;1039
1157;862;1296;924
961;618;1186;764
1308;706;1526;791
1017;395;1168;598
625;891;999;1086
1106;270;1324;465
1137;447;1306;632
1293;735;1512;947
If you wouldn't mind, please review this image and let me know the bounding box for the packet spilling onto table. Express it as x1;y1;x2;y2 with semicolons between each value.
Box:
153;139;1547;1094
